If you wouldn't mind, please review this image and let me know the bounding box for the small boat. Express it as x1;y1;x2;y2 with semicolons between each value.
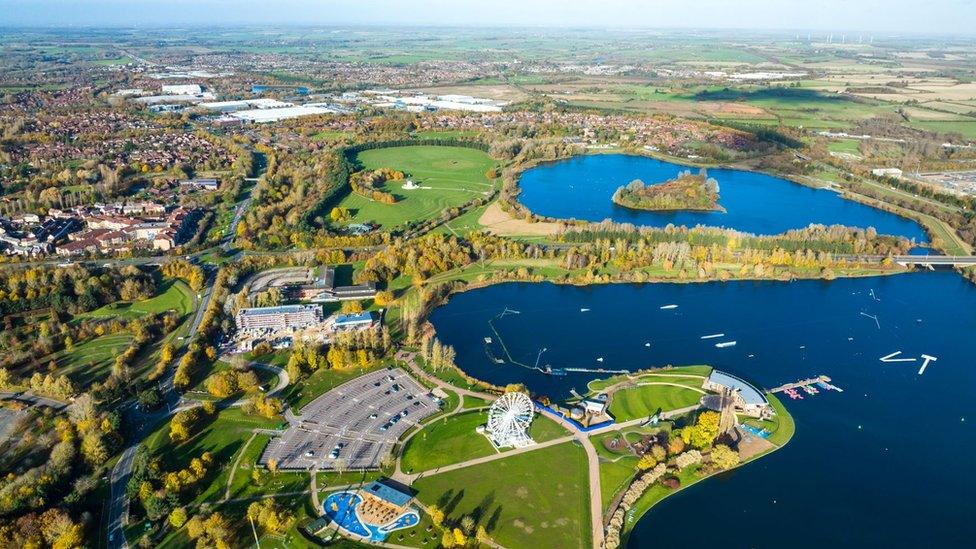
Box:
701;333;725;340
715;341;737;348
596;357;604;362
484;337;492;344
659;304;678;310
580;308;590;312
802;385;818;395
644;342;651;347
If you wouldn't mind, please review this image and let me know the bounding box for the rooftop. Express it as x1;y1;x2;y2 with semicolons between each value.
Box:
239;304;321;317
362;480;413;507
335;311;373;324
708;371;767;406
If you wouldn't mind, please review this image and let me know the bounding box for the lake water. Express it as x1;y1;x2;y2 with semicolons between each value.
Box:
429;273;974;547
519;154;929;241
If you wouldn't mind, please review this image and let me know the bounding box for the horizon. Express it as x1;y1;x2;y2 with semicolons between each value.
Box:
3;0;976;35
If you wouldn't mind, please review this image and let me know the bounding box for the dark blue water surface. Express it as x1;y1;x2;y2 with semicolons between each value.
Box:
429;273;974;548
519;154;929;241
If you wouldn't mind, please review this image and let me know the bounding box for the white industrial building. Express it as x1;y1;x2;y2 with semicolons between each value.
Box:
162;84;203;95
199;98;293;113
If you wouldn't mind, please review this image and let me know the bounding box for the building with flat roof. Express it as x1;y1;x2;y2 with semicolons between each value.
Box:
294;266;378;302
334;311;375;330
361;480;414;509
702;370;771;418
236;304;323;333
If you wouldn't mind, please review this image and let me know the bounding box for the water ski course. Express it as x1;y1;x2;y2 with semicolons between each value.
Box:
484;307;628;376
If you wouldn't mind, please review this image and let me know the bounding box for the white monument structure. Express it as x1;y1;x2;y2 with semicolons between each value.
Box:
483;392;536;448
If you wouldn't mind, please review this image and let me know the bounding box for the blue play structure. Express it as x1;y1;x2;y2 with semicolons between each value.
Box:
323;491;420;542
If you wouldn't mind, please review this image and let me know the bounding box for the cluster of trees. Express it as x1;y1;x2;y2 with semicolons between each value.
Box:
428;505;492;548
246;498;294;536
349;167;401;204
204;367;260;398
559;220;911;256
241;394;283;419
0;394;120;547
161;259;206;291
169;403;214;443
417;334;457;372
184;511;233;548
0;264;156;316
160;452;214;494
612;170;721;212
604;410;744;548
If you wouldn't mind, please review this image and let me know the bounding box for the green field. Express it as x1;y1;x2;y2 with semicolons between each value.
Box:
607;382;706;421
401;411;495;473
413;441;590;549
82;279;194;320
335;145;496;229
50;333;134;386
401;410;571;473
280;362;388;410
742;392;795;447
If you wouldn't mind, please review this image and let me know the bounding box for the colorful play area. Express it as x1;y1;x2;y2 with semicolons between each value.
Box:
322;480;420;542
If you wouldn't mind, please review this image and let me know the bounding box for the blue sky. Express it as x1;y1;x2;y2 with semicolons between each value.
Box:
3;0;975;34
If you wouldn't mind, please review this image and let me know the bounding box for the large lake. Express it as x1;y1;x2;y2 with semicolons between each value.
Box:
429;273;974;547
519;154;929;241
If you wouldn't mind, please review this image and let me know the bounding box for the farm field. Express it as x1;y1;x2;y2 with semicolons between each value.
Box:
335;145;496;229
413;441;590;549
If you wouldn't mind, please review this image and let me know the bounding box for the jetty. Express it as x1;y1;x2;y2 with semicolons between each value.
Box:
564;367;630;375
769;375;843;394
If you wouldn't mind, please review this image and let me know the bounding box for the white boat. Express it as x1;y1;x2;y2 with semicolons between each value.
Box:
659;304;678;310
580;308;590;312
596;357;604;362
484;337;492;344
700;333;725;339
644;343;651;347
715;341;737;348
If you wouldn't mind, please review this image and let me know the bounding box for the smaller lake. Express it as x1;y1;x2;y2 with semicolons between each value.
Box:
518;154;929;241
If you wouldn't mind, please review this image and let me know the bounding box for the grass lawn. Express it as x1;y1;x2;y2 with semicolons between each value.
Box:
335;145;496;229
401;410;495;473
81;279;194;320
742;392;795;447
142;408;284;505
607;383;706;421
587;365;712;392
50;334;134;386
413;441;590;549
401;409;570;474
462;394;491;409
281;362;388;411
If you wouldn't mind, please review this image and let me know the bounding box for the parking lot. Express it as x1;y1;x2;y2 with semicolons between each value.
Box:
258;367;439;471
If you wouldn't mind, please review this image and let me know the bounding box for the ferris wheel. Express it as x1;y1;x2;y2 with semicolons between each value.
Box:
486;392;535;448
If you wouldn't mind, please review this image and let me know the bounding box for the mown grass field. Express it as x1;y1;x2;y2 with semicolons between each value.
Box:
414;441;590;549
51;333;134;386
81;279;194;320
335;145;496;229
401;409;570;473
608;382;706;421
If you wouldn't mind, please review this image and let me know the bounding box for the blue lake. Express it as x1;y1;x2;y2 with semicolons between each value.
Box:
518;154;929;241
429;273;974;547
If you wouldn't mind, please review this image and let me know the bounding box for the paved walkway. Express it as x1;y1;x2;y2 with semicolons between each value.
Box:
394;350;606;549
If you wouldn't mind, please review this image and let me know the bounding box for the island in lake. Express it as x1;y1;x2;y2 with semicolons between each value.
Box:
611;169;723;212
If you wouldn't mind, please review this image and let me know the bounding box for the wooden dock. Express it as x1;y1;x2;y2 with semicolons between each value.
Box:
769;375;843;393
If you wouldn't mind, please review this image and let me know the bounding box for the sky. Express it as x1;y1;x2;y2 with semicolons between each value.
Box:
2;0;976;34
